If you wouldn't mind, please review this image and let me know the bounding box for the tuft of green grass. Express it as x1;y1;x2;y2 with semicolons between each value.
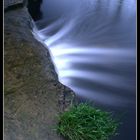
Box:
57;103;119;140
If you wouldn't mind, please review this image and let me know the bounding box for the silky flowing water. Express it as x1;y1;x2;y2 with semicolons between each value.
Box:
32;0;136;139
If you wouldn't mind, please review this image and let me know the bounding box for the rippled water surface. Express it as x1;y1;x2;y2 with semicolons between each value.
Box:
33;0;136;139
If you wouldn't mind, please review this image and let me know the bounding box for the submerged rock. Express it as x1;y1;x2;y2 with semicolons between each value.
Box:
4;6;75;140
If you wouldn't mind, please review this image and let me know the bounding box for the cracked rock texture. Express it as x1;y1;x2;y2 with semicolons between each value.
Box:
4;6;75;140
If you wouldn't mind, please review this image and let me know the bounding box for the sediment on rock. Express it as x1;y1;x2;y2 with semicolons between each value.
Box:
4;5;75;140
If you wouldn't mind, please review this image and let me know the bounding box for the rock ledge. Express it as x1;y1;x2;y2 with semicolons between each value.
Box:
4;6;75;140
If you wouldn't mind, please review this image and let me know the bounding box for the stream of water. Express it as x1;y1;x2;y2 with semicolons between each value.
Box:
32;0;136;139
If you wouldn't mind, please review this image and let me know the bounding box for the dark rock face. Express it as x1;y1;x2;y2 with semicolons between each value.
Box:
4;0;24;9
4;7;75;140
27;0;43;21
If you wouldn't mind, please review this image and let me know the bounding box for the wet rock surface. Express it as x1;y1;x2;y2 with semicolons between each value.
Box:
4;7;75;140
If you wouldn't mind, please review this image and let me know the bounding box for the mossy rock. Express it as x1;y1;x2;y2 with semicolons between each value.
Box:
4;7;75;140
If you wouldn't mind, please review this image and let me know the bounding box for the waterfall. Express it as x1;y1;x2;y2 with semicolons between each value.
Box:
33;0;136;108
31;0;136;139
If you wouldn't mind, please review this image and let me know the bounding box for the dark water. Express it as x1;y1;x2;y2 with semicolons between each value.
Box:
27;0;43;21
32;0;136;140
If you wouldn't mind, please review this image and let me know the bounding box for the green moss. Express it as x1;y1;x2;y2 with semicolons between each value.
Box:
57;103;119;140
